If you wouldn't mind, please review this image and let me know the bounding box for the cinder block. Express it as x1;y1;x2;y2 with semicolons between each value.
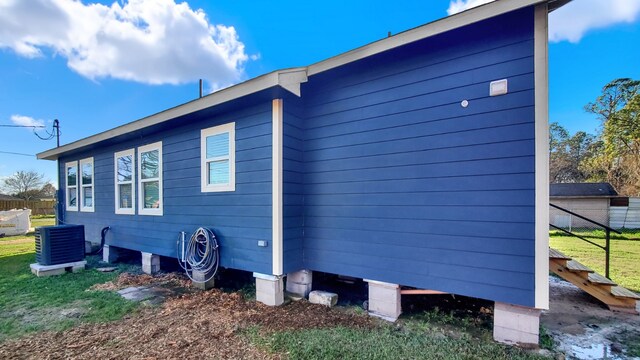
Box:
192;270;215;290
365;280;401;321
493;302;541;346
254;273;284;306
286;270;313;298
309;290;338;307
102;245;120;263
141;252;160;274
30;261;87;277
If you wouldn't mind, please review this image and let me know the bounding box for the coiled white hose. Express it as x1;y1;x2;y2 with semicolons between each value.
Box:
177;227;220;283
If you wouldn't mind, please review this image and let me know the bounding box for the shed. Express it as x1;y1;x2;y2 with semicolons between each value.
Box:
37;0;569;345
550;182;618;229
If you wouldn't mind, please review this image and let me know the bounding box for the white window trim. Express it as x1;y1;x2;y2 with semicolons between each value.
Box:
115;149;136;215
201;122;236;192
138;141;163;216
79;157;95;212
65;161;78;211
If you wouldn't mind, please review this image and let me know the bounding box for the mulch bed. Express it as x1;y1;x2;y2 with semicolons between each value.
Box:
0;274;375;360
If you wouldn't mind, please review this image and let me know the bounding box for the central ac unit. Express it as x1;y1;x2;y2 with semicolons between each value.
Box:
35;225;85;265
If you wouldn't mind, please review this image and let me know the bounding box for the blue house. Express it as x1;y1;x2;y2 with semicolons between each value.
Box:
38;0;567;345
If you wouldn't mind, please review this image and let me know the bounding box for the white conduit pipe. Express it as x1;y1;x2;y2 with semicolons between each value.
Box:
177;227;220;283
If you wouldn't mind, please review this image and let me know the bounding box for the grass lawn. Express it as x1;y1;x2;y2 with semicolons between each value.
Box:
0;232;138;342
30;215;55;228
246;311;548;360
550;234;640;292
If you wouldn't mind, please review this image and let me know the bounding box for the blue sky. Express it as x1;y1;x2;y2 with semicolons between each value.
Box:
0;0;639;188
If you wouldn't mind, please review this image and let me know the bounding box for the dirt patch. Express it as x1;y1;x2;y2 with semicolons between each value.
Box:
1;280;375;359
542;276;640;359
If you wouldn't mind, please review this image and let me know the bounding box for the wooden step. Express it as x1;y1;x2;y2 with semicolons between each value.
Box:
549;248;571;260
566;260;594;273
588;273;616;286
550;260;638;314
611;286;640;300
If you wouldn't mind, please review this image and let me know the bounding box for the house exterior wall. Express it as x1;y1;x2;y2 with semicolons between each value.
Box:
550;198;610;229
59;102;274;274
298;7;538;306
282;96;305;274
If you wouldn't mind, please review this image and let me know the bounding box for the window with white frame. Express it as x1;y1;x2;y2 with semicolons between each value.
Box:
79;157;94;212
65;161;78;211
201;122;235;192
115;149;135;214
138;142;163;216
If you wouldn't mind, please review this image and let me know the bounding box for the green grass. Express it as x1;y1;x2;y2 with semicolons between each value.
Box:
550;235;640;292
550;229;640;241
30;216;55;228
0;235;138;342
245;313;547;360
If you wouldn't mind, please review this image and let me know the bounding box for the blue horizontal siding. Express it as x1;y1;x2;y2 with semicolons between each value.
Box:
60;101;273;274
298;6;537;306
282;98;305;273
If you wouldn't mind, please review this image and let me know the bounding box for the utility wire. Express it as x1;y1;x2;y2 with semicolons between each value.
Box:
0;150;34;157
0;124;45;128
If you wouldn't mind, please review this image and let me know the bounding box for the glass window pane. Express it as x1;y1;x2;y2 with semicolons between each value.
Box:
82;163;92;185
83;187;93;207
208;160;229;185
67;166;77;186
141;150;159;179
118;184;132;209
68;188;76;207
206;133;229;159
143;181;160;208
117;155;133;182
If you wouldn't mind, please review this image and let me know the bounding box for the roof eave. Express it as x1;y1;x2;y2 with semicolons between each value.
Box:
38;0;569;161
37;68;308;160
307;0;551;76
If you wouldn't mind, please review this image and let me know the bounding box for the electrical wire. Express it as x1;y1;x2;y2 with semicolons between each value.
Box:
0;150;34;157
177;227;220;283
0;124;45;128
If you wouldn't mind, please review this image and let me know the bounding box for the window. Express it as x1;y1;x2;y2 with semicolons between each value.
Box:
138;142;163;216
79;157;94;212
201;122;235;192
65;161;78;211
115;149;135;214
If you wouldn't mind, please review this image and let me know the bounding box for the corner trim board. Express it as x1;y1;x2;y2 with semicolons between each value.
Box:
534;3;550;310
272;99;284;276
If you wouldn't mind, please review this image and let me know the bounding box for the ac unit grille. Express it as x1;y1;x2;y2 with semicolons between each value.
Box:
35;225;85;265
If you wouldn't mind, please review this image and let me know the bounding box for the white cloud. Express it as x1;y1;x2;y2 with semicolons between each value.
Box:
446;0;640;43
447;0;493;15
10;115;45;128
549;0;640;43
0;0;251;88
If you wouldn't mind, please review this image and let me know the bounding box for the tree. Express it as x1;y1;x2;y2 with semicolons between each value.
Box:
2;170;46;201
549;122;597;183
583;78;640;195
40;183;57;198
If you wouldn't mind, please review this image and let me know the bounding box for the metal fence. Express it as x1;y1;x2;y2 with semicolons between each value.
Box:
610;198;640;229
0;200;56;215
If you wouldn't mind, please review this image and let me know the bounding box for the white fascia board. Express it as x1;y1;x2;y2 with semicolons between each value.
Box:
308;0;546;76
37;68;307;161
